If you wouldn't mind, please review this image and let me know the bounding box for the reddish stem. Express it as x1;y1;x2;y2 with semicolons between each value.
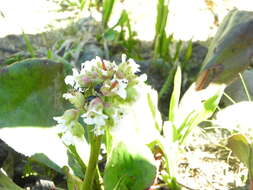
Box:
250;180;253;190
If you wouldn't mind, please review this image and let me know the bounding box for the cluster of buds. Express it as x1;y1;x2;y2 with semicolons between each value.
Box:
54;55;146;145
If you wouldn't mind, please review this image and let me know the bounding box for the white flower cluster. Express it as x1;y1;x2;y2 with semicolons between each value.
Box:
54;55;146;144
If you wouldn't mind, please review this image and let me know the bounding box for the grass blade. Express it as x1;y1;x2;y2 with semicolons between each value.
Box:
239;72;252;101
102;0;116;28
22;32;36;58
169;66;181;122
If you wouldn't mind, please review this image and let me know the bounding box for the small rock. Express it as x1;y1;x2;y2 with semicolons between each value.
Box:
31;180;55;190
77;43;104;68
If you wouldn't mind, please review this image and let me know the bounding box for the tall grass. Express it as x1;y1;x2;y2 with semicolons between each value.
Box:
102;0;116;28
154;0;170;60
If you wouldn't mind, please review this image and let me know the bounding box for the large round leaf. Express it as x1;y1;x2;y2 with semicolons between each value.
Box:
0;58;70;127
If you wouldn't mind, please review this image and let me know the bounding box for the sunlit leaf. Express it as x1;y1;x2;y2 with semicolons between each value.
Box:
227;134;250;167
22;32;36;58
0;58;71;127
62;166;83;190
30;153;63;174
102;0;116;28
104;29;117;41
0;170;23;190
104;141;156;190
179;90;223;144
169;66;181;122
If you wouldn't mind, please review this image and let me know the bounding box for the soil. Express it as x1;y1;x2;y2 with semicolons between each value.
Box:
0;16;249;190
176;127;248;190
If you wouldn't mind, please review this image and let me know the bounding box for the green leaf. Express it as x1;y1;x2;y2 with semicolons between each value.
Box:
0;170;24;190
179;88;223;144
104;141;157;190
227;134;253;180
182;40;192;67
227;134;251;168
104;29;117;41
22;32;36;58
79;0;86;10
102;0;116;28
30;153;63;174
67;149;85;178
3;53;27;67
62;166;83;190
117;10;128;26
147;93;160;131
196;10;253;90
172;40;182;62
71;121;84;138
154;0;169;59
169;66;181;122
158;66;176;99
0;58;71;127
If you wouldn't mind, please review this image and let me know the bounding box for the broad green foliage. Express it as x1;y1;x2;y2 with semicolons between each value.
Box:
196;9;253;90
104;141;156;190
0;170;24;190
0;58;70;127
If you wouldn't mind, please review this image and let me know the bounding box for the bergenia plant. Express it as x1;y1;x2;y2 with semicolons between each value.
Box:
53;54;147;190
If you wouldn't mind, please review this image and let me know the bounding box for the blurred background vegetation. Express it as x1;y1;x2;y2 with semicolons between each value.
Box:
0;0;232;115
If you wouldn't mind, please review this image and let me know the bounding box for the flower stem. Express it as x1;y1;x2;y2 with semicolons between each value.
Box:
82;133;102;190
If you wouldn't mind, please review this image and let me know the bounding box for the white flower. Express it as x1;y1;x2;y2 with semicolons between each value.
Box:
53;116;65;124
128;58;140;73
54;116;74;145
121;54;127;63
63;92;84;108
63;93;75;100
53;116;66;131
61;131;75;146
65;68;80;89
111;106;126;129
55;123;68;133
53;115;73;133
81;58;99;73
137;74;147;83
121;54;140;74
81;97;108;135
111;78;128;99
82;110;108;127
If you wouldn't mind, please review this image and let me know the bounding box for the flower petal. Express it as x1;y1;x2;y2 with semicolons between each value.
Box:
61;131;75;146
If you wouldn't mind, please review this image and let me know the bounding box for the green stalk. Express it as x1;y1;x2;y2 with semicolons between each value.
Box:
82;132;102;190
239;73;252;101
102;0;116;28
